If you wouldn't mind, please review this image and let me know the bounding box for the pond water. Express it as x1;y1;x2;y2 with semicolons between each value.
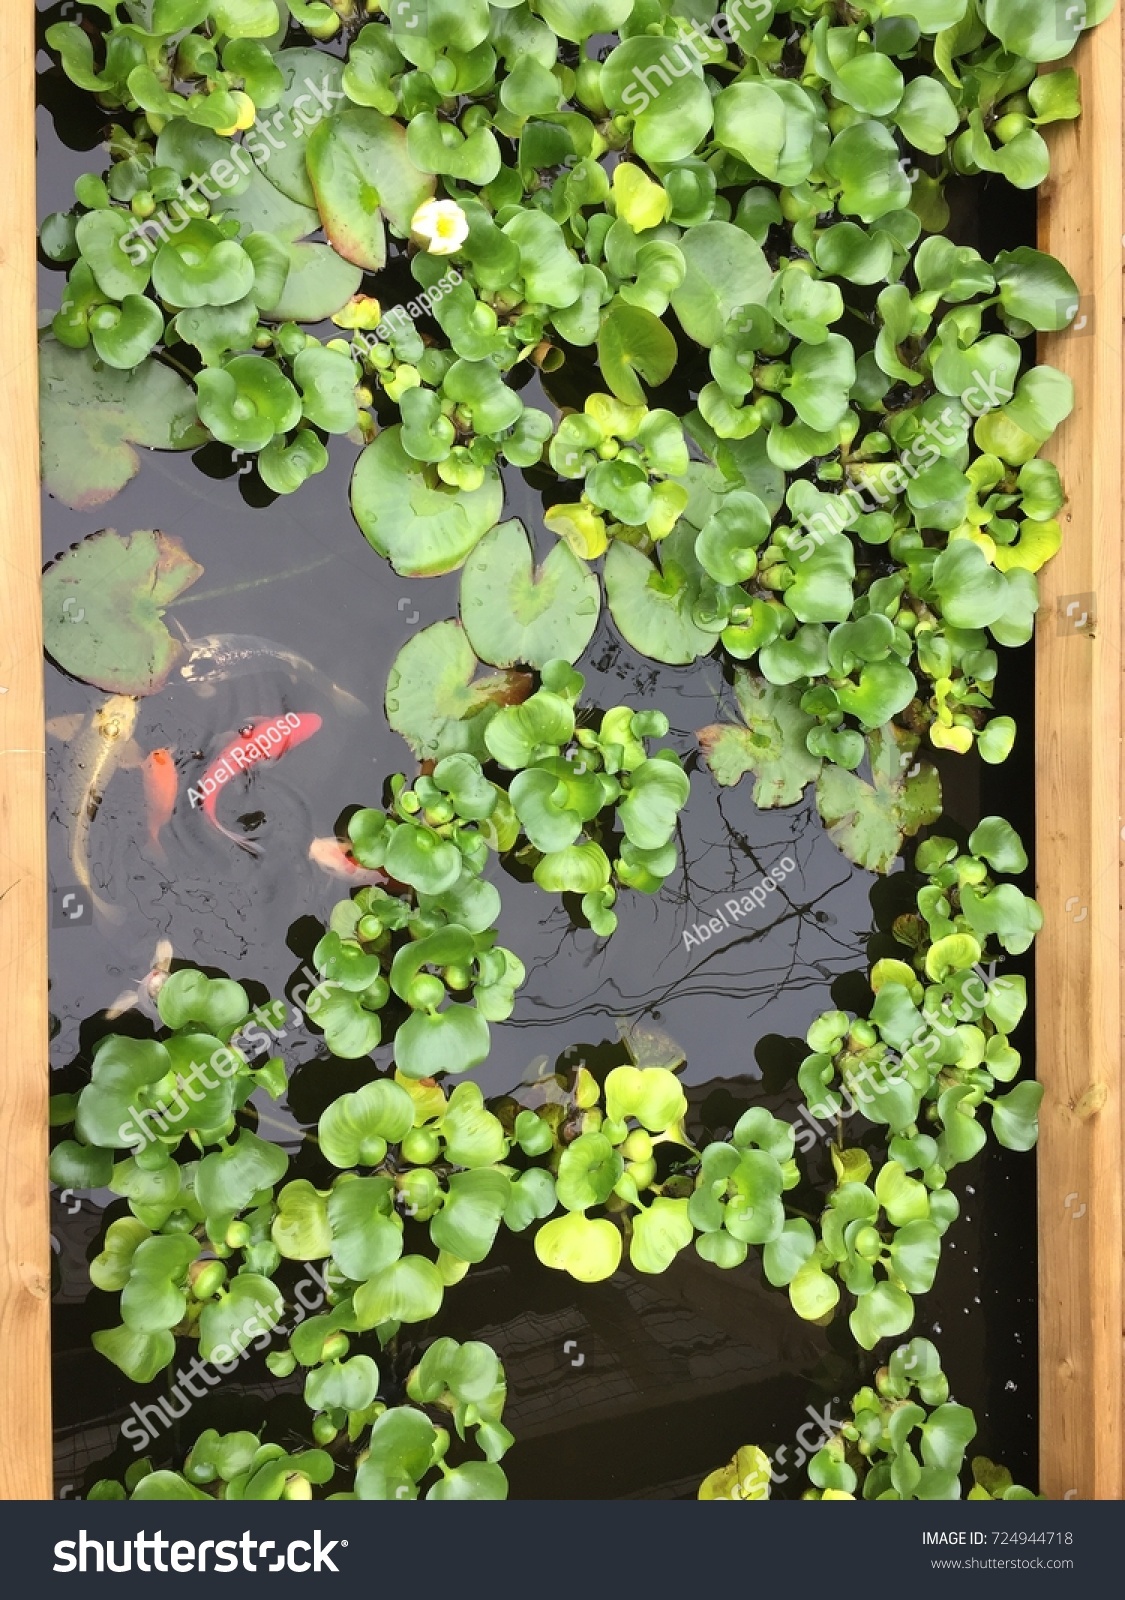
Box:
38;1;1038;1499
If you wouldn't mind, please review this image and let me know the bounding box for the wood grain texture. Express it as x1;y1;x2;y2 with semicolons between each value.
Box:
1036;13;1125;1501
0;1;51;1500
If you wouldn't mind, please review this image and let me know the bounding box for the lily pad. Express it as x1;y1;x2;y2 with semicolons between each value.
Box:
352;426;504;577
306;107;434;271
815;725;942;874
385;621;532;762
604;524;720;665
460;518;600;669
39;340;205;510
698;675;822;807
43;528;204;695
263;242;363;323
670;223;773;349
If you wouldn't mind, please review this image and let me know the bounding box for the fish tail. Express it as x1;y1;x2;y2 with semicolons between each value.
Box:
91;890;125;927
208;814;261;856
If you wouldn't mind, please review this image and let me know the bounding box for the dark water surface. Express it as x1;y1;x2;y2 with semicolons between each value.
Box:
37;2;1038;1500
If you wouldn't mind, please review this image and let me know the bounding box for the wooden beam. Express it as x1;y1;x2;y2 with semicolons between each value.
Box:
1036;12;1125;1501
0;1;52;1499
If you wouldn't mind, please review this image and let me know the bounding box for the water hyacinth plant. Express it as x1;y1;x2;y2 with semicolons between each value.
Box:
41;0;1102;1499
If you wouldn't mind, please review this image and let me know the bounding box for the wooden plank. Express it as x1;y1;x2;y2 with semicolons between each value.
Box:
1036;12;1125;1501
0;1;52;1500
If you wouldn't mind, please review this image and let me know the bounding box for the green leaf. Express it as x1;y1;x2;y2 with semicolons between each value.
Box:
354;1255;445;1327
827;120;913;223
39;340;205;510
815;726;942;874
600;35;714;163
395;1004;491;1079
534;1212;622;1282
318;1079;415;1167
198;1274;283;1362
789;1260;840;1321
266;242;363;323
968;816;1028;875
990;1081;1044;1152
698;673;821;807
983;0;1114;63
385;621;530;763
271;1179;333;1260
430;1169;512;1262
670;223;773;349
43;528;204;696
994;247;1080;332
630;1197;693;1274
327;1177;403;1280
460;519;600;669
305;1354;380;1414
597;302;677;405
352;427;503;576
556;1132;623;1211
604;525;720;666
849;1280;914;1350
92;1324;176;1385
440;1081;509;1167
158;970;249;1035
713;80;827;187
307;108;433;270
355;1408;439;1500
196;1131;288;1218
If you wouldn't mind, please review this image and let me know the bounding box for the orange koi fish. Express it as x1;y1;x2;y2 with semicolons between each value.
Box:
142;748;178;857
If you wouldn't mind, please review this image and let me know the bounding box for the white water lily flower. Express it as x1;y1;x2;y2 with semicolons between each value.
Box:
410;198;469;256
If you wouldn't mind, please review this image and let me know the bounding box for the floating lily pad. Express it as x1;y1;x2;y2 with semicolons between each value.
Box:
352;426;504;576
698;674;822;807
43;528;204;695
670;222;773;349
307;107;434;270
385;620;532;762
252;48;346;207
460;518;600;669
263;242;363;323
815;725;942;874
604;524;719;665
39;340;205;510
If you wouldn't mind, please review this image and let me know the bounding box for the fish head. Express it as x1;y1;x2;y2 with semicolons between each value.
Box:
95;695;139;742
309;836;351;875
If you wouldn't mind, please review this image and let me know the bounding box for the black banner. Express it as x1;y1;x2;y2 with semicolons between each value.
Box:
2;1498;1122;1591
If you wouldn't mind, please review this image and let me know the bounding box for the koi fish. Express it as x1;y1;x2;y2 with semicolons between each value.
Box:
190;712;322;854
52;695;141;925
105;938;174;1021
308;836;390;886
178;634;365;717
142;747;178;858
